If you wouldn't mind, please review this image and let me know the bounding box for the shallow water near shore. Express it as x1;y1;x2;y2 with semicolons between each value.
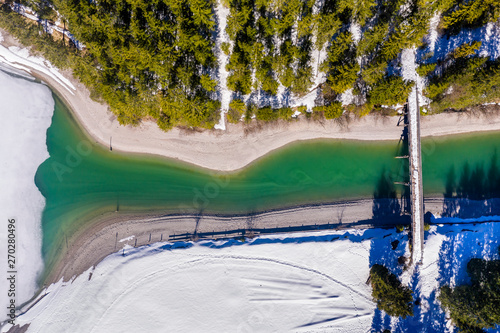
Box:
35;94;500;279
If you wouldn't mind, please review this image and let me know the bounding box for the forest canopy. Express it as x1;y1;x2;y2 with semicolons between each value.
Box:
8;0;222;130
1;0;499;130
439;257;500;332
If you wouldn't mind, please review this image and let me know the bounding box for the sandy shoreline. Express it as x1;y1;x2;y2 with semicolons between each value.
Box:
40;70;500;172
2;29;500;171
44;195;500;286
45;198;385;285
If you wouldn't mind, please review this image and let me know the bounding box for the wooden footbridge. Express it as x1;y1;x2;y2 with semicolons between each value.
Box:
397;88;424;265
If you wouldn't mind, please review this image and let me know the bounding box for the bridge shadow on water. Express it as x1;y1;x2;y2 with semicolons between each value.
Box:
170;163;412;242
370;166;413;332
372;111;410;225
372;167;409;225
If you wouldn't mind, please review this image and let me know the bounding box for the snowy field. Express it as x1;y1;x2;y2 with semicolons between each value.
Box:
6;222;500;333
0;66;54;321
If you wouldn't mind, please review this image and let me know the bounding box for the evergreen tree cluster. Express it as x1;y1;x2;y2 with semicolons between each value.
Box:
369;264;414;319
43;0;221;130
318;0;440;113
441;0;500;33
225;0;315;96
425;56;500;112
439;257;500;332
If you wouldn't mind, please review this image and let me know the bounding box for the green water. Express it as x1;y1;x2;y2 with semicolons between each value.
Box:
35;94;500;275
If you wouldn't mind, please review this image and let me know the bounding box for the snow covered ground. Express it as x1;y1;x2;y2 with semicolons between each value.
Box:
6;221;500;333
394;221;500;333
0;66;54;322
425;12;441;53
213;3;230;131
0;31;75;94
10;230;376;332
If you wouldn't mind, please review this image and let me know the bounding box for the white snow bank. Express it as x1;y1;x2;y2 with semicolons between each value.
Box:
349;22;362;45
425;12;441;53
0;67;54;322
0;31;75;95
340;88;355;106
118;235;135;243
0;62;35;81
10;230;377;332
214;3;230;130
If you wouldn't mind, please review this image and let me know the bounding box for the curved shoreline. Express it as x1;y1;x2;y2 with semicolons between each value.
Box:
2;29;500;171
42;68;500;172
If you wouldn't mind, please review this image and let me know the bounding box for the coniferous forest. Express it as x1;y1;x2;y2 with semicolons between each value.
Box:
1;0;500;130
